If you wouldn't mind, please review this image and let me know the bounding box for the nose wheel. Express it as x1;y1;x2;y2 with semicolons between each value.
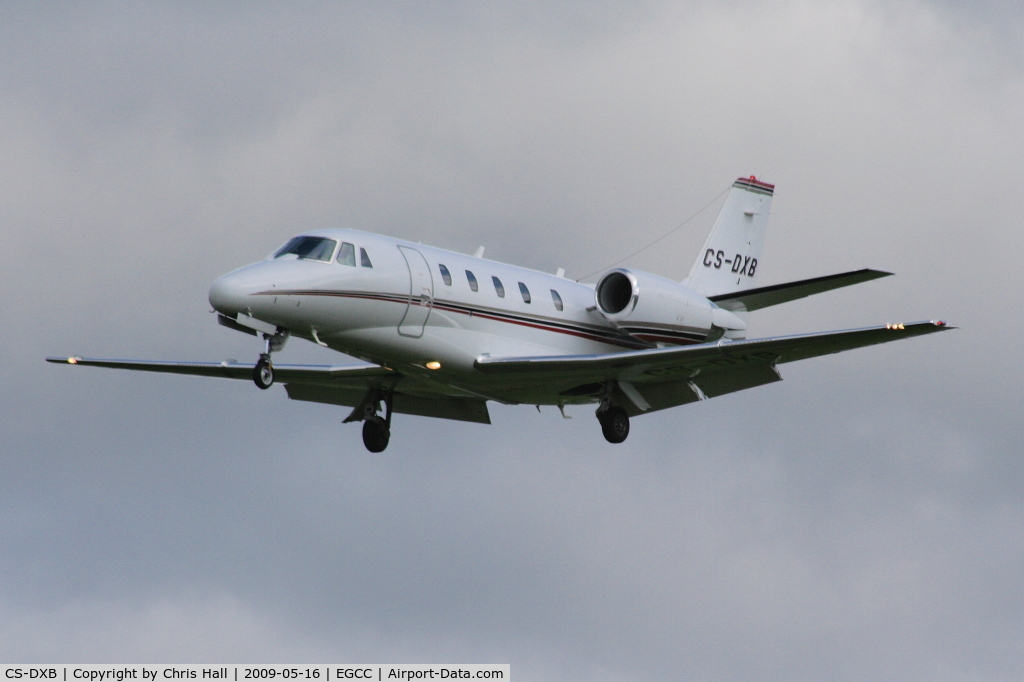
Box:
253;355;274;389
597;406;630;444
251;330;288;390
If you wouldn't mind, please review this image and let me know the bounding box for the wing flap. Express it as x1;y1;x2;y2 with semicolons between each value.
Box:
709;269;892;312
285;384;491;424
628;379;702;414
692;363;783;398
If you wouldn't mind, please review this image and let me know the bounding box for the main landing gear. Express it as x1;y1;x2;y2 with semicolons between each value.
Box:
597;405;630;444
344;385;395;452
251;330;288;390
362;416;390;453
595;382;630;444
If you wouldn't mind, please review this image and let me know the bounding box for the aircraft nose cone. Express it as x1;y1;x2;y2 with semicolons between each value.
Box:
208;271;250;316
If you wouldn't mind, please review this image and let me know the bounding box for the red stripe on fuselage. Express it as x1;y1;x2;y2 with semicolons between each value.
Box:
258;289;705;350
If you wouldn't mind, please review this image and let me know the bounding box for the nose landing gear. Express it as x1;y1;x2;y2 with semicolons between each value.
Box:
253;356;274;389
251;330;289;390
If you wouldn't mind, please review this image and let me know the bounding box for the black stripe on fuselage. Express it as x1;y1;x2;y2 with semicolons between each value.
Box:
256;289;705;350
621;326;707;344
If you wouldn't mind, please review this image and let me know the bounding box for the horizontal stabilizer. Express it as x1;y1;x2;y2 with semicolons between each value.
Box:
709;268;892;312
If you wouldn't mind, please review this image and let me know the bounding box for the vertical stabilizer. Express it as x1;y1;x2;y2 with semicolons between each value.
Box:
684;176;774;298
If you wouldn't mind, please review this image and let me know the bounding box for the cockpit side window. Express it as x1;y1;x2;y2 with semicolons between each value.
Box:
439;264;453;286
466;270;479;292
273;236;338;262
337;242;356;266
360;247;373;268
492;276;505;298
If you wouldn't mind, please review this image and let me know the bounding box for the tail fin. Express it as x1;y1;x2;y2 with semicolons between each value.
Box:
684;176;774;298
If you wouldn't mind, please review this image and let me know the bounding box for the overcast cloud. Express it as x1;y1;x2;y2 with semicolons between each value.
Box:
2;2;1021;680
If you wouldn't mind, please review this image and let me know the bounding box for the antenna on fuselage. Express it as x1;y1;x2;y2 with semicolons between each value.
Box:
576;182;731;281
473;246;485;258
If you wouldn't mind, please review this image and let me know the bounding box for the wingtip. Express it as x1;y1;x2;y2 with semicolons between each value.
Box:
884;321;956;332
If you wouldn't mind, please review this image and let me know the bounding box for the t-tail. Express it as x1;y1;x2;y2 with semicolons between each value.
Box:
687;176;893;318
684;176;774;298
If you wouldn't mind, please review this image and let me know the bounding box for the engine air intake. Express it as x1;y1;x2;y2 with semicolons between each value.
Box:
596;271;636;314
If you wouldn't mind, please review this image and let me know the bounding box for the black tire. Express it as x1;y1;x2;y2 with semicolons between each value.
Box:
362;417;391;453
599;406;630;444
253;357;274;390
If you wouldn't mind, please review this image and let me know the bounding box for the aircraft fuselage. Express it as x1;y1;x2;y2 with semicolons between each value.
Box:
208;228;721;404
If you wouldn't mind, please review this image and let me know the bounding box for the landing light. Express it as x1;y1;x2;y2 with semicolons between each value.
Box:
425;361;442;370
68;357;79;364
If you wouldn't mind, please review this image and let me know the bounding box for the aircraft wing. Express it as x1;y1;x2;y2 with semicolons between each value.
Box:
474;320;952;413
45;356;393;383
45;357;491;424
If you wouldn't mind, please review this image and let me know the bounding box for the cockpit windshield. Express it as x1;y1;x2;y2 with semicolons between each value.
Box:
273;236;338;262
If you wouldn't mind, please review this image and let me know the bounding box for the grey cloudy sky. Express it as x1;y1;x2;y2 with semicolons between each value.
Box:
2;2;1021;679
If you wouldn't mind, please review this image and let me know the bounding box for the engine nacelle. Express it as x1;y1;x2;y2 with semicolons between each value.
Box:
594;268;746;345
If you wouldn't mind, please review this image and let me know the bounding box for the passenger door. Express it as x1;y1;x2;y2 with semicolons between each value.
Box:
397;246;433;337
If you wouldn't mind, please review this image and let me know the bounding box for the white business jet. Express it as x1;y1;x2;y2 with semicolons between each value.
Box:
49;177;951;452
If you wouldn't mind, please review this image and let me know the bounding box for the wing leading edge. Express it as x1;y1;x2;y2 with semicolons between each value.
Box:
45;357;393;383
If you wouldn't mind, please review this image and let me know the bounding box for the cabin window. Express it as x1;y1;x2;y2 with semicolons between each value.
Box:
466;270;479;292
337;242;356;266
439;264;453;286
360;247;373;268
273;236;338;262
492;276;505;298
519;282;531;303
551;289;564;311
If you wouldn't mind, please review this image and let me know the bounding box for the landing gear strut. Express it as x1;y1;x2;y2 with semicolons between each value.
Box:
251;330;288;390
